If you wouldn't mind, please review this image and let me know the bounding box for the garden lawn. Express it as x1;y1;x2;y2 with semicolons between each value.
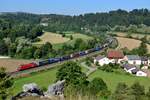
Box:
88;70;150;92
12;67;58;95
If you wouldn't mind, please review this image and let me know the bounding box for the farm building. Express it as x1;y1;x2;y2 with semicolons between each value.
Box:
94;55;110;66
124;55;141;66
107;50;124;63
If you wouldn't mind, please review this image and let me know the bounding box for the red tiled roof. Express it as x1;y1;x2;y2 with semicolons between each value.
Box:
107;50;124;59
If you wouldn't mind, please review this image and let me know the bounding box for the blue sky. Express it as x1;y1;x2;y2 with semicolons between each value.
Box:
0;0;150;15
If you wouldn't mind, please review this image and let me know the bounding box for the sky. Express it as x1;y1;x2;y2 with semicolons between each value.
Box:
0;0;150;15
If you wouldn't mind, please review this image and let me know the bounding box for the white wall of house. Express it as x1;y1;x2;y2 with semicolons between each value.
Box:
94;57;110;66
128;60;141;65
118;58;124;64
148;59;150;66
136;71;147;77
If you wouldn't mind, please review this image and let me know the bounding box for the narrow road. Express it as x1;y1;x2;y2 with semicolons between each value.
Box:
80;62;97;76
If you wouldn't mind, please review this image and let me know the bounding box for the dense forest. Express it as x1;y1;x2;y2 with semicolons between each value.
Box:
0;9;150;59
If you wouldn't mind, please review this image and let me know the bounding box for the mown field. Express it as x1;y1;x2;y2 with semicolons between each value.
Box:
112;32;150;39
33;32;93;49
0;59;34;72
34;32;70;45
116;37;150;53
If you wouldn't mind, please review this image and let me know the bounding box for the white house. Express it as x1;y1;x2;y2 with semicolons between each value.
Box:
141;56;149;65
148;58;150;66
122;64;147;77
94;55;110;66
136;71;147;77
124;55;141;65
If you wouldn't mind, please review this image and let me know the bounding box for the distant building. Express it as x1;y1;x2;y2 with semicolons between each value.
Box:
141;56;149;66
94;55;110;66
107;50;124;63
136;71;147;77
122;64;136;74
40;23;48;26
124;55;141;65
148;58;150;66
122;64;147;77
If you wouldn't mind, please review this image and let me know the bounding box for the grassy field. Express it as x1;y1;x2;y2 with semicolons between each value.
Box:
12;65;89;94
34;32;70;45
116;37;150;53
88;70;150;92
12;67;58;95
34;32;93;49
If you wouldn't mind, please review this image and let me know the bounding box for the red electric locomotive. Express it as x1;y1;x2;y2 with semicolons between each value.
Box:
17;63;38;71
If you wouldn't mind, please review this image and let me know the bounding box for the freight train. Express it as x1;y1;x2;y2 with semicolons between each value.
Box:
17;39;113;71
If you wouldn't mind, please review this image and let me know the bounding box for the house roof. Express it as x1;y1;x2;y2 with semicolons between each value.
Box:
131;68;140;74
95;55;105;61
107;50;124;59
126;55;141;60
122;64;136;70
141;56;148;61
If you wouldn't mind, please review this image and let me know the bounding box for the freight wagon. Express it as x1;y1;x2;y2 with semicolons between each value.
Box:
17;39;112;71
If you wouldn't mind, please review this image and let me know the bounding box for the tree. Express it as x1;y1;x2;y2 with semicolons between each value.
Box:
146;87;150;100
138;42;148;56
113;83;129;100
74;38;87;50
56;61;87;85
20;46;37;59
130;82;145;100
0;67;13;100
70;35;73;40
56;61;89;96
41;42;53;58
0;40;8;55
88;77;109;98
34;48;42;59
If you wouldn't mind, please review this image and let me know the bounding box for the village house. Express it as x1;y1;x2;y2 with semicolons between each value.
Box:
94;55;110;66
141;56;149;65
107;50;124;64
122;64;147;77
124;55;141;66
148;58;150;66
122;64;136;74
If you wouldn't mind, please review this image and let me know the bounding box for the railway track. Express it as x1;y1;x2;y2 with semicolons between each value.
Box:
10;48;107;77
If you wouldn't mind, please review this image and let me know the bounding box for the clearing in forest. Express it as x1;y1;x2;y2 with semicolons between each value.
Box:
34;32;70;44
